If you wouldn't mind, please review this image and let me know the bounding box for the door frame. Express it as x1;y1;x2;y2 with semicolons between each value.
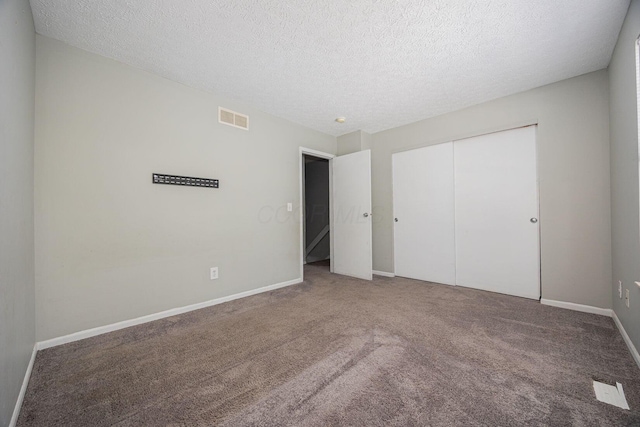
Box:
299;147;335;280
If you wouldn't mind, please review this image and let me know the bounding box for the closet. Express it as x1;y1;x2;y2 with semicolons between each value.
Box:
392;126;540;299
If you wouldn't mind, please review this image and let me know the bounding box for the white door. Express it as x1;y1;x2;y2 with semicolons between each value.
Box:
393;143;456;285
454;126;540;299
332;150;373;280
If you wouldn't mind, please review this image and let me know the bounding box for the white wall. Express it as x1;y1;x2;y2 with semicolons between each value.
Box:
35;36;336;341
609;0;640;352
0;0;36;424
371;70;612;309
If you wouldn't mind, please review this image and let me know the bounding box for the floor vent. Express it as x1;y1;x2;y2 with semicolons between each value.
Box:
593;380;629;410
219;107;249;130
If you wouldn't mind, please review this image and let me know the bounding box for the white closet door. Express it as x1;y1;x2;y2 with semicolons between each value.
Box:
393;143;456;285
333;150;373;280
454;126;540;299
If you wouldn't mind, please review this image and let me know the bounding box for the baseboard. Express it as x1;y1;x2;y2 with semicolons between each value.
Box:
540;299;612;317
612;311;640;370
37;277;303;350
373;270;395;278
9;344;37;427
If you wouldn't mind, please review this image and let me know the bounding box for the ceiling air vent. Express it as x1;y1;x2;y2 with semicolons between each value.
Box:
218;107;249;130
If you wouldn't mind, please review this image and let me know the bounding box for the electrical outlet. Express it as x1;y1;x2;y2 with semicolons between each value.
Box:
619;281;623;298
625;289;630;308
210;267;219;280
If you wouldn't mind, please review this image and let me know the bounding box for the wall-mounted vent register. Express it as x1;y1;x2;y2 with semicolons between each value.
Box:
153;174;219;188
219;107;249;130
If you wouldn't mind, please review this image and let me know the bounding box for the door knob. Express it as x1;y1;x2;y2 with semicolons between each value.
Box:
394;218;398;222
363;213;369;218
530;218;538;223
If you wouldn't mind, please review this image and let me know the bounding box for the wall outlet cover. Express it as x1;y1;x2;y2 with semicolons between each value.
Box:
210;267;219;280
625;289;630;308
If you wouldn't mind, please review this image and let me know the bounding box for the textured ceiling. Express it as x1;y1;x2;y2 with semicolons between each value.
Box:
30;0;629;136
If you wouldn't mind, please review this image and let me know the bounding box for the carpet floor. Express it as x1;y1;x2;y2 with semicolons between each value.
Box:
18;264;640;426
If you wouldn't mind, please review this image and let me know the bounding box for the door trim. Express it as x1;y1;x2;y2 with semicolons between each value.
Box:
299;147;335;280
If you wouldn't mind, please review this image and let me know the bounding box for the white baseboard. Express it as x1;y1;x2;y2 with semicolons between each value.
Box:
373;270;395;278
9;344;37;427
540;299;612;317
539;300;640;370
612;311;640;370
37;277;303;350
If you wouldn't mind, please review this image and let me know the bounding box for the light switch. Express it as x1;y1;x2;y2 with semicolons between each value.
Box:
287;203;293;212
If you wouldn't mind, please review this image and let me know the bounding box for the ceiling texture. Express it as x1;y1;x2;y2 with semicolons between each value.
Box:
30;0;629;136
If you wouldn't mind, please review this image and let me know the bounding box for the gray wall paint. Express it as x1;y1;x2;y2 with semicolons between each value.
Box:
609;0;640;352
337;130;363;155
35;36;336;341
0;0;36;424
304;159;330;262
371;70;612;309
337;130;372;155
361;131;372;151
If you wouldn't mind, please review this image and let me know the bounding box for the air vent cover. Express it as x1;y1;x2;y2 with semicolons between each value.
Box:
219;107;249;130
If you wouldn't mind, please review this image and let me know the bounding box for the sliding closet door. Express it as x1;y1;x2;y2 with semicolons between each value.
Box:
454;126;540;299
393;143;455;285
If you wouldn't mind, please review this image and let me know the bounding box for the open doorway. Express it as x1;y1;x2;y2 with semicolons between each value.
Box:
298;147;372;281
303;154;331;268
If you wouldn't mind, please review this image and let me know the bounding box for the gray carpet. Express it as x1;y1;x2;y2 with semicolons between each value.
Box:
18;264;640;426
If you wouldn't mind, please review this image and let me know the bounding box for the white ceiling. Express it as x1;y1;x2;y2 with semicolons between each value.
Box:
30;0;629;136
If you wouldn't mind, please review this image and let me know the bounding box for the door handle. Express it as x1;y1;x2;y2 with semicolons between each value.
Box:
394;218;398;222
530;218;538;223
363;213;372;218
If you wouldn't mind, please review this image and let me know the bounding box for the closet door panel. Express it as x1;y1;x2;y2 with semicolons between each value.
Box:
393;143;455;285
454;126;540;299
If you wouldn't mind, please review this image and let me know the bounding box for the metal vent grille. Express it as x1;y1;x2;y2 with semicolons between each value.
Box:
219;107;249;130
219;109;235;125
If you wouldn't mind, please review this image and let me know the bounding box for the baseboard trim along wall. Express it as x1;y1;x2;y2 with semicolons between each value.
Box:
612;311;640;370
540;299;613;317
540;299;640;369
37;277;303;350
373;270;395;278
9;344;38;427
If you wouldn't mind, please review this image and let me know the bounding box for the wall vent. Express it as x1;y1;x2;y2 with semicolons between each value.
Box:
218;107;249;130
